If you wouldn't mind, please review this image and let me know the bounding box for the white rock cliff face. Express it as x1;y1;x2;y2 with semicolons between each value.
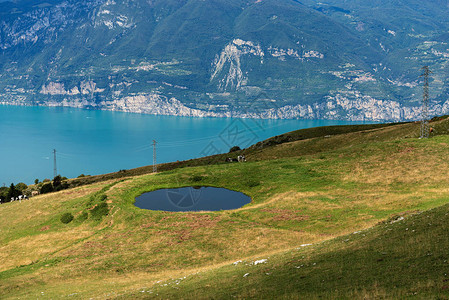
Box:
211;39;264;91
10;90;445;122
40;81;104;95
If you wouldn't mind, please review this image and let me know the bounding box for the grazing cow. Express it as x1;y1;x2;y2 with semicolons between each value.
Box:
238;155;246;162
226;157;238;162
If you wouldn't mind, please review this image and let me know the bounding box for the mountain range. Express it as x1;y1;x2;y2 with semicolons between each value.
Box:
1;0;449;121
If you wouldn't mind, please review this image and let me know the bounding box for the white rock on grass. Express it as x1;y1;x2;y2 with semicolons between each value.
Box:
253;259;267;265
297;244;312;249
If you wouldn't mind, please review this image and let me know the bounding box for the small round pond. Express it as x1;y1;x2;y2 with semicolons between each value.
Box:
135;186;252;212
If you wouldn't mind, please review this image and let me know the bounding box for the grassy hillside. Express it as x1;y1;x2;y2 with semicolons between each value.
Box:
66;122;407;186
129;198;449;299
1;119;449;298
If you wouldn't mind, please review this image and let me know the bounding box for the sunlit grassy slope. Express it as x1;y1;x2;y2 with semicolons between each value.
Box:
127;200;449;299
1;118;449;299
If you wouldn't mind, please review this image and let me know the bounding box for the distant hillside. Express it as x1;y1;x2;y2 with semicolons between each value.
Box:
1;0;449;121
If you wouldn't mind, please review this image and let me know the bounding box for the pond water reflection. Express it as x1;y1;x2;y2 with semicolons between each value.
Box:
135;186;252;212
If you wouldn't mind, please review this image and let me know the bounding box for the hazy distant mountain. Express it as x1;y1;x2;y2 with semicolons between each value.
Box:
1;0;449;121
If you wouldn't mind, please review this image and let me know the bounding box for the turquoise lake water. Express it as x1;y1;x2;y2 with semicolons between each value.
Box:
0;105;366;185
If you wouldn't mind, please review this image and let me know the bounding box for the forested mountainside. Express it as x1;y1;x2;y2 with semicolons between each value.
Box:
1;0;449;121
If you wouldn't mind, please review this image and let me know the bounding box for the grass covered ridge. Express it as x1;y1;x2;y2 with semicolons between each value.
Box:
1;120;449;298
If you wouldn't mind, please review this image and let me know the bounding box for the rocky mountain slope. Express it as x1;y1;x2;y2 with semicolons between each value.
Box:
1;0;449;121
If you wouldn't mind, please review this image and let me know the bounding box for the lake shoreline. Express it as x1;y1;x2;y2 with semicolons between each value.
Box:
0;105;368;184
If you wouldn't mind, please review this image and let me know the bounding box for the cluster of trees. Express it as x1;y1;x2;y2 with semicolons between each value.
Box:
0;182;28;203
0;175;70;203
39;175;69;195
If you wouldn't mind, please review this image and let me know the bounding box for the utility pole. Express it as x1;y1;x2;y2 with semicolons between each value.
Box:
152;140;157;173
420;66;431;138
53;149;57;179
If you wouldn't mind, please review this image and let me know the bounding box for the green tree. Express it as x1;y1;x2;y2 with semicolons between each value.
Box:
7;183;20;200
53;175;62;191
34;179;39;185
229;146;241;153
0;186;8;198
52;175;69;192
0;187;7;203
40;183;54;194
15;182;28;194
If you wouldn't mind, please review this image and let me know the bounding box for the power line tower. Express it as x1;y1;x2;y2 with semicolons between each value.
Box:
420;66;432;138
152;140;157;173
53;149;57;178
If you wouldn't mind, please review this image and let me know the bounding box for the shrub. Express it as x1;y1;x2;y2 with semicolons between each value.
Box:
61;213;74;224
190;175;203;182
91;202;109;220
0;186;8;198
246;180;260;187
54;182;69;192
16;182;28;193
86;195;95;207
53;175;62;188
40;183;54;194
229;146;241;153
77;211;88;222
87;193;107;207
